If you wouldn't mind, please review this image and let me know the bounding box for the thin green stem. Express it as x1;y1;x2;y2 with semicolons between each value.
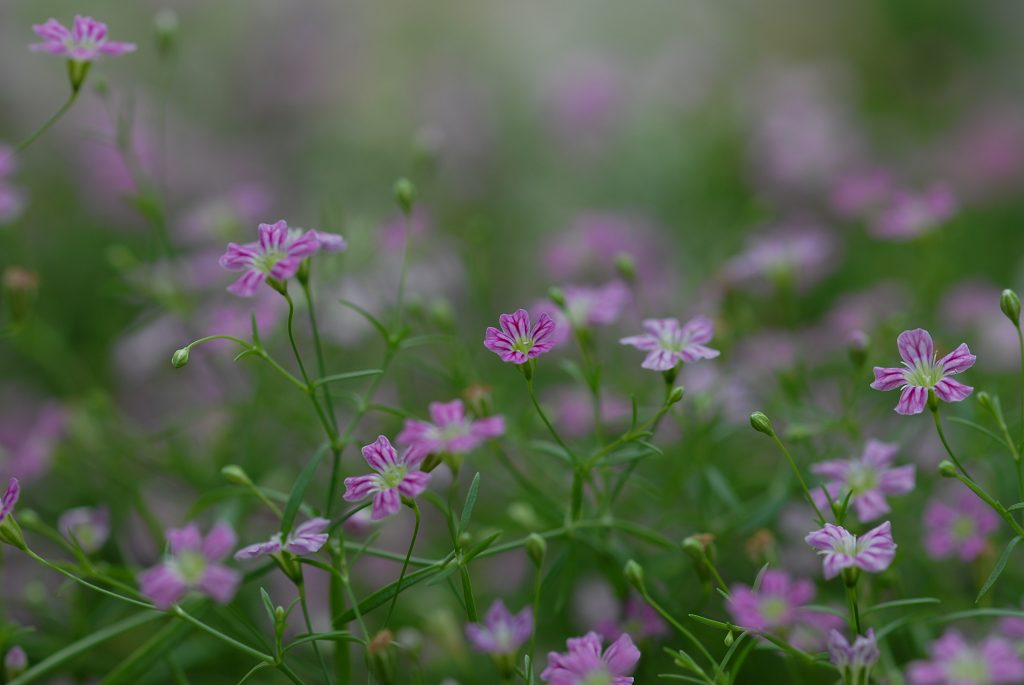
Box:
385;501;421;626
15;89;80;154
172;606;274;664
299;575;334;685
951;471;1024;538
931;404;973;480
637;587;719;676
768;433;826;524
528;561;543;667
301;276;338;433
526;377;578;463
845;585;862;635
1017;324;1024;445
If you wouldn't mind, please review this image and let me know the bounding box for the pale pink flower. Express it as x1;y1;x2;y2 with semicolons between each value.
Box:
804;521;897;580
138;523;240;609
219;220;346;296
484;309;557;364
396;400;504;462
620;316;719;371
466;600;533;655
811;440;915;522
907;629;1024;684
541;632;640;685
870;184;956;241
234;518;330;560
828;630;879;684
343;436;430;520
923;491;999;562
30;16;136;61
871;328;975;415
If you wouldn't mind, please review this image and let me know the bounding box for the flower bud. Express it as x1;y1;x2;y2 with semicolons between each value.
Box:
4;646;27;680
526;533;546;567
938;460;959;478
507;502;541;530
847;330;869;369
976;391;995;416
1001;289;1021;326
3;266;39;325
623;559;645;590
393;178;416;216
367;629;397;685
67;59;93;93
171;347;190;368
723;632;735;647
667;386;685;405
0;515;26;551
221;464;253;486
749;411;774;436
547;287;567;309
154;9;179;58
614;252;636;284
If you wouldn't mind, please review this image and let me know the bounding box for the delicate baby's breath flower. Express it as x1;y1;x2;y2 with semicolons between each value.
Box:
726;569;816;633
139;523;240;609
30;16;136;61
871;328;975;415
541;632;640;685
484;309;557;364
343;436;430;519
465;600;533;655
396;399;505;462
870;184;956;241
234;518;330;560
828;630;879;685
811;440;915;522
923;490;999;562
907;629;1024;684
804;521;896;580
620;316;719;371
58;506;110;554
534;281;631;345
219;220;346;297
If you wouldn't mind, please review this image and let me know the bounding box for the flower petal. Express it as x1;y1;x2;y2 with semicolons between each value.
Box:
897;328;934;366
938;342;976;375
895;385;927;415
933;377;973;403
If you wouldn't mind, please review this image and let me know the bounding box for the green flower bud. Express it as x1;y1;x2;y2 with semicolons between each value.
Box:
0;515;27;551
548;286;567;309
171;347;190;368
526;533;547;567
67;59;93;94
154;8;179;57
221;464;253;486
393;178;416;215
623;559;645;590
938;460;959;478
667;386;685;405
976;391;995;415
847;330;869;369
4;646;27;680
1001;289;1021;326
614;252;636;284
724;632;735;647
749;411;774;436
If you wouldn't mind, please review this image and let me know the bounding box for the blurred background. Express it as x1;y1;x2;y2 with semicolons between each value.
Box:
2;0;1024;683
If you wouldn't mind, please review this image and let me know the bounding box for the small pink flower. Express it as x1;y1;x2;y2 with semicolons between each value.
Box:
828;630;879;683
923;491;999;562
726;569;816;633
811;440;915;522
343;436;430;520
3;645;26;678
234;518;330;561
804;521;896;580
0;478;19;523
620;316;719;371
871;328;975;415
466;600;533;655
396;399;505;462
596;596;669;642
535;281;632;345
58;506;110;554
218;220;346;297
484;309;557;364
907;629;1024;684
870;184;956;241
30;16;136;61
541;632;640;685
139;523;240;609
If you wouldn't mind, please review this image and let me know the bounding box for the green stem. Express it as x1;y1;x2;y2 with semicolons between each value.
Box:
1017;324;1024;445
15;89;80;154
637;587;719;677
526;376;578;463
171;606;274;664
299;575;334;685
768;433;826;524
385;501;421;626
301;276;338;434
951;471;1024;538
528;560;543;667
931;404;973;480
845;585;862;635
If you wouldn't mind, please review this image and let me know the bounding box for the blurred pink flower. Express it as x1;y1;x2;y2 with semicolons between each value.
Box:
235;518;330;560
545;57;626;149
907;629;1024;685
0;145;26;224
379;207;432;252
726;569;816;633
831;167;893;218
549;388;631;439
871;328;975;415
722;225;837;293
139;522;240;609
941;281;1018;371
541;632;639;685
534;281;631;346
397;399;505;462
30;16;136;61
0;402;66;483
923;490;999;562
811;440;915;522
466;600;533;655
59;506;110;554
596;596;668;642
869;184;956;241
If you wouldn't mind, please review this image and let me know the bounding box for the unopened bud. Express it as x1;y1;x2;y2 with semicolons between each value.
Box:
749;411;774;436
367;629;397;685
614;253;636;284
976;391;995;415
623;559;645;590
938;460;959;478
547;287;567;309
724;632;735;647
393;178;416;215
4;646;27;680
171;347;190;368
154;9;179;57
3;266;39;325
847;329;869;369
457;531;472;549
526;533;546;567
67;59;93;93
221;465;253;486
1001;289;1021;326
667;386;685;405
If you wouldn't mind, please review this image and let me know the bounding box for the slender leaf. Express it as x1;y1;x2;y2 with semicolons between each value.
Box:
281;442;330;537
459;473;481;534
337;298;389;340
977;535;1022;602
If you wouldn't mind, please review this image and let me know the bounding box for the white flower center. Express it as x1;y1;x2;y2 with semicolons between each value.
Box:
175;550;207;585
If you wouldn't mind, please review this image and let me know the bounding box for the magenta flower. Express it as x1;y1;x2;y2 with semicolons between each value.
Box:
218;220;347;296
59;506;110;554
726;570;817;633
541;632;640;685
620;316;719;371
804;521;897;580
3;646;26;679
343;436;430;520
0;478;19;523
870;184;956;241
923;491;999;562
138;523;240;609
828;630;879;685
871;329;975;415
234;518;330;561
907;629;1024;685
397;399;505;462
465;600;533;655
811;440;915;522
30;16;136;61
484;309;557;364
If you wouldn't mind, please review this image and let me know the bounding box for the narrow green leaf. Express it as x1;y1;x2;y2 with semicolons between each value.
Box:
281;442;330;537
337;298;389;340
459;473;481;534
976;535;1022;602
862;597;940;616
312;369;383;387
259;588;275;626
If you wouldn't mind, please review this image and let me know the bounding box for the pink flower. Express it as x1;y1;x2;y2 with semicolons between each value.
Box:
535;281;632;346
722;225;837;293
234;518;330;561
343;436;430;520
871;328;975;415
870;184;956;241
0;478;19;523
484;309;557;364
923;491;999;562
811;440;915;522
726;570;816;633
804;521;897;580
0;145;25;224
4;645;26;678
218;220;346;297
828;630;879;684
596;596;669;642
541;632;640;685
620;316;719;371
58;506;110;554
30;16;136;61
907;629;1024;684
465;600;533;654
139;523;240;609
831;168;893;218
396;400;505;462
